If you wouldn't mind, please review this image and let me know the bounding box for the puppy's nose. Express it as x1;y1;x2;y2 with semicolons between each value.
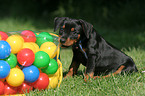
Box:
60;38;66;43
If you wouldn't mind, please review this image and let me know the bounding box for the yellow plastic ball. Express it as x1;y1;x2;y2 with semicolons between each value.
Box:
6;35;24;54
30;42;39;53
47;76;58;89
22;42;36;53
6;68;24;87
40;42;57;58
17;35;24;42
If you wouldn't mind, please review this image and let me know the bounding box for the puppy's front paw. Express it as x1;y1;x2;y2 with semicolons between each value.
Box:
64;68;74;78
84;74;90;82
84;72;94;82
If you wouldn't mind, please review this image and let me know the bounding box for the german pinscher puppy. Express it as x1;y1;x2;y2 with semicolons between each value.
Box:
54;17;138;80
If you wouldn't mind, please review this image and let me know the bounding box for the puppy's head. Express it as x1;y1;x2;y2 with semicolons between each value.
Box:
54;17;93;47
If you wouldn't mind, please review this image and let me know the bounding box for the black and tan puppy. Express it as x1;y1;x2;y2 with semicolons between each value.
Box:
54;17;138;80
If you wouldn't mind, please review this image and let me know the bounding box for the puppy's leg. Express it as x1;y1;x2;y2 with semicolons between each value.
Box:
94;65;125;79
84;55;96;81
64;56;80;78
84;72;94;82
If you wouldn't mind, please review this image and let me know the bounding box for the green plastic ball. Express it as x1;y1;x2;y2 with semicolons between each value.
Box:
36;32;53;46
33;51;50;68
41;59;58;75
4;53;17;68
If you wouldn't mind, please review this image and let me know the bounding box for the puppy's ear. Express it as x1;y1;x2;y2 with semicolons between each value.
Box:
79;19;93;39
54;17;68;32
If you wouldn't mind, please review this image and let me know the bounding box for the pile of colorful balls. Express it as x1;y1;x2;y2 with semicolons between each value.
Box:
0;30;62;95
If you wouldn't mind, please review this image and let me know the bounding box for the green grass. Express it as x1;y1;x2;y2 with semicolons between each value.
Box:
0;18;145;96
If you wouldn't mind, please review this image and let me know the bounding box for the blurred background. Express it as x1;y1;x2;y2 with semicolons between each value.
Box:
0;0;145;29
0;0;145;49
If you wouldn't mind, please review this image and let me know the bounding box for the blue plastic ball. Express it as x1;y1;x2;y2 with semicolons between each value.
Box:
22;65;40;83
0;40;11;59
0;60;10;79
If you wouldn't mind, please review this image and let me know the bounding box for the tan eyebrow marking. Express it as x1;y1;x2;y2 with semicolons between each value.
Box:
63;25;65;29
71;28;75;31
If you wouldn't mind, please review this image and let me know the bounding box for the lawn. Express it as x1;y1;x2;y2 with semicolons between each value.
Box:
0;18;145;96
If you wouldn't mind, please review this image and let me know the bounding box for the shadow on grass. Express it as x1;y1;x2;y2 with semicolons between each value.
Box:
63;70;86;78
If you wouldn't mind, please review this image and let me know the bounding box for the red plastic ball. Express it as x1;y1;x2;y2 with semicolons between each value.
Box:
17;82;33;94
33;73;49;90
21;30;36;42
0;81;4;95
4;82;17;95
17;48;35;66
0;31;8;41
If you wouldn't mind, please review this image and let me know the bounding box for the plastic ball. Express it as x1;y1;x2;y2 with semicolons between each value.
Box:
30;42;39;53
40;42;57;58
22;65;40;83
4;53;17;69
0;41;11;59
6;35;24;54
0;81;4;95
17;82;33;94
22;42;36;53
47;76;58;89
33;51;50;68
0;31;8;41
21;30;36;42
33;73;49;90
17;48;35;66
16;35;25;42
4;82;17;95
36;32;53;46
0;60;10;79
6;68;24;87
48;67;60;78
41;59;58;75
